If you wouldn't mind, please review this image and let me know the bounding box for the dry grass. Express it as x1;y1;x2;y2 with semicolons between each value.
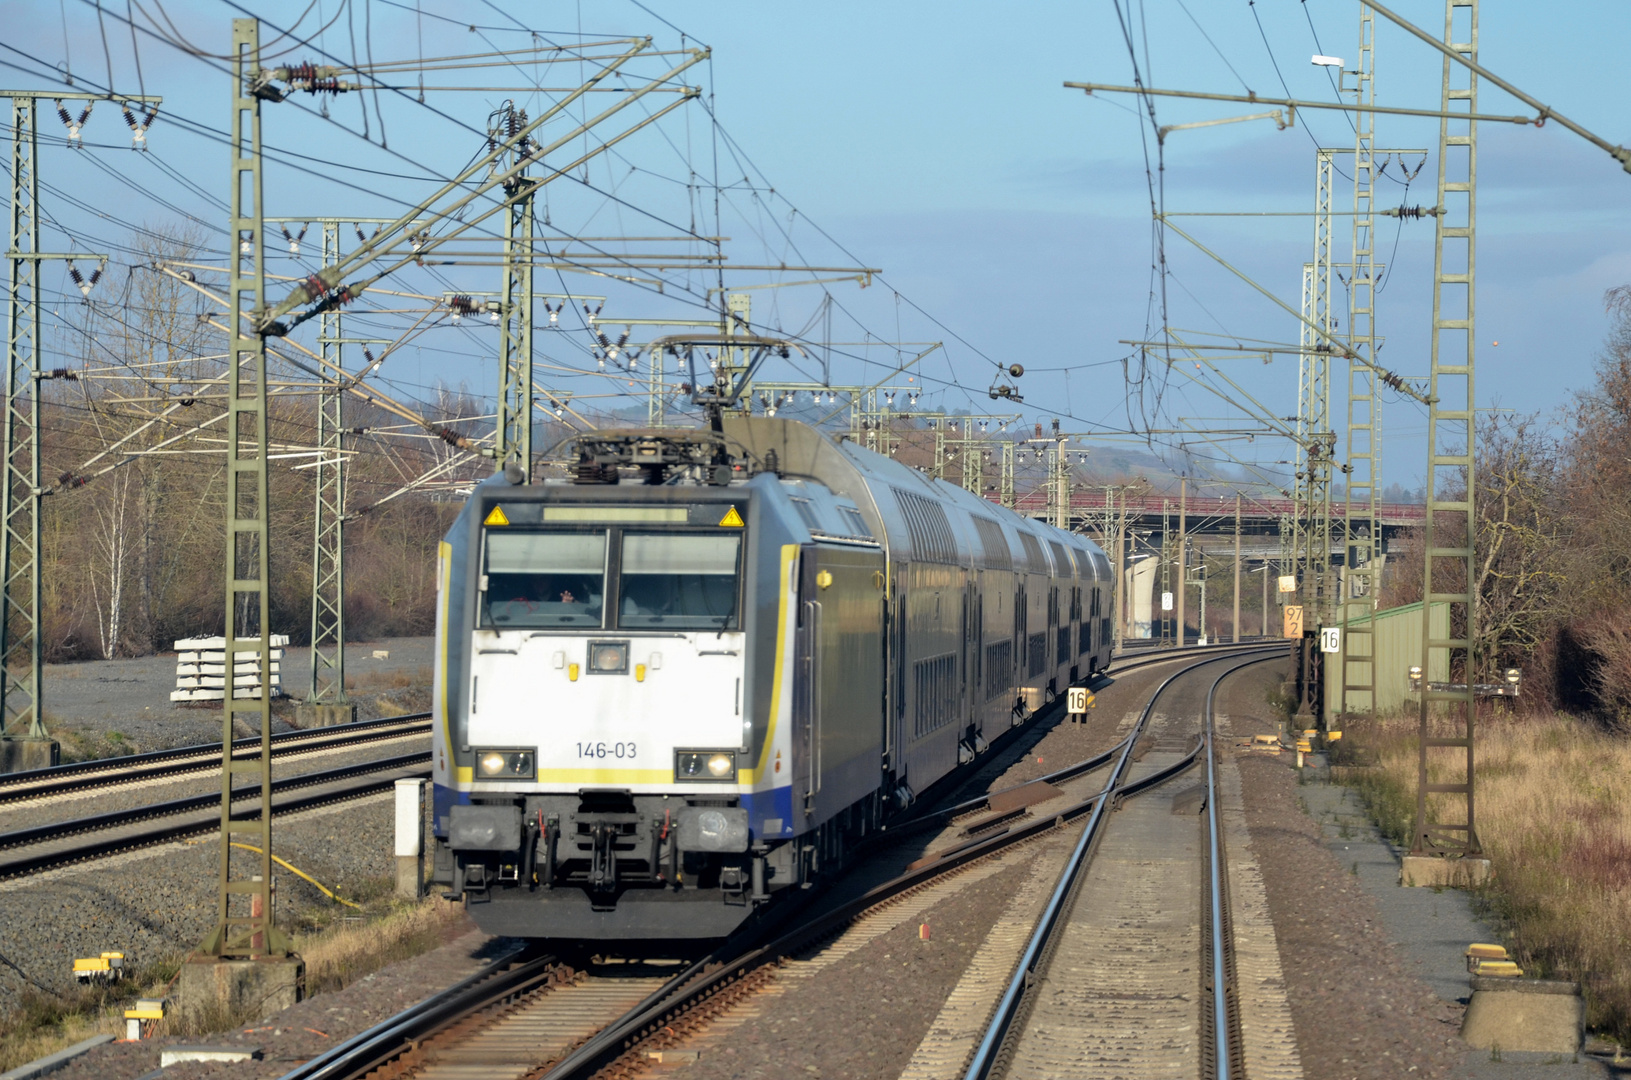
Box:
1341;711;1631;1042
0;895;467;1071
345;665;432;693
54;726;140;763
0;984;139;1074
296;895;467;995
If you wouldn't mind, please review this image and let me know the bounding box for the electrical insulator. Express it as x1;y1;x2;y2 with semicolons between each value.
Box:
67;263;86;297
55;100;91;147
121;104;157;150
281;223;308;256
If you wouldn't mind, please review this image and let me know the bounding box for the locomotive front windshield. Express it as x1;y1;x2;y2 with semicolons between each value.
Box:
619;533;740;629
480;528;740;630
484;531;606;627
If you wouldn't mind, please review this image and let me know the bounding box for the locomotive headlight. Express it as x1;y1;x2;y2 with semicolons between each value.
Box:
675;749;736;783
474;749;535;780
588;640;629;674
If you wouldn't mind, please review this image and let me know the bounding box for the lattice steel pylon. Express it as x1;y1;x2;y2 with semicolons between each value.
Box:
1052;436;1071;530
309;221;346;706
202;17;284;957
494;103;535;477
999;442;1015;508
3;92;136;745
1414;0;1480;858
1159;500;1174;646
1341;4;1382;719
1296;256;1334;629
2;96;45;744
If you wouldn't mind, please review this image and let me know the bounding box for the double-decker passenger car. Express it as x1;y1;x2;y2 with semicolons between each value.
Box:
432;416;1113;940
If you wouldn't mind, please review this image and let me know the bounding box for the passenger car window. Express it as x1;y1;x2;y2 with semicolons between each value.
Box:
619;533;740;629
484;531;606;628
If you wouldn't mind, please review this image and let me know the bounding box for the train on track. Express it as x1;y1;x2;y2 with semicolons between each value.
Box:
431;415;1114;940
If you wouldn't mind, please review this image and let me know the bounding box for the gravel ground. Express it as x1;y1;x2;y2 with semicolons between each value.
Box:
0;789;405;1016
0;731;431;835
663;864;1030;1080
40;636;434;757
1236;743;1467;1078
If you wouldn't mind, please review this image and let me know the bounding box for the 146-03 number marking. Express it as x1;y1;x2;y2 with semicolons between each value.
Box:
577;741;636;760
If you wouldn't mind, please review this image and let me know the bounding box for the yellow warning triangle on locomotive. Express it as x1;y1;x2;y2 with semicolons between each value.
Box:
718;506;744;527
484;505;510;526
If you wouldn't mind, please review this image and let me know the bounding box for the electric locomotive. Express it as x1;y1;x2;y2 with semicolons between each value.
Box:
430;415;1113;940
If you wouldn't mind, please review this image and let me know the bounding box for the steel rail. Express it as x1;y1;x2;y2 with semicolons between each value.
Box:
0;752;429;851
0;754;430;878
890;641;1286;836
0;711;431;802
1203;652;1283;1079
964;648;1286;1079
281;948;558;1080
960;652;1229;1080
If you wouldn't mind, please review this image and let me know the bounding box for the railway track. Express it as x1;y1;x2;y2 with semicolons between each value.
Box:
0;752;431;880
274;641;1288;1080
0;712;432;805
0;713;434;880
960;649;1276;1080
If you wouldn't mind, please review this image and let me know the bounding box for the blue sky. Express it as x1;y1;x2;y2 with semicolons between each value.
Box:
4;0;1629;490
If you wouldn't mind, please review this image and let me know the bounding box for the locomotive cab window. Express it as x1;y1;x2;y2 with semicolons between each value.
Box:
483;531;606;628
619;533;741;630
